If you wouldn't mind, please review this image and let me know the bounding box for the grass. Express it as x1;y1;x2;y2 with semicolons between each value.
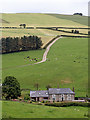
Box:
2;101;88;118
1;29;59;48
57;28;88;35
2;37;88;97
1;28;88;48
1;13;88;119
0;13;88;48
2;49;45;68
47;14;88;26
1;13;87;27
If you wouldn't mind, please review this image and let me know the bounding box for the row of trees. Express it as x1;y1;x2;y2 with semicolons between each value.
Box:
73;13;83;16
2;35;43;53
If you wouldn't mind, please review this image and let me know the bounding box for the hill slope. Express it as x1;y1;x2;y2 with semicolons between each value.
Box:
1;13;87;27
2;38;88;97
47;14;88;26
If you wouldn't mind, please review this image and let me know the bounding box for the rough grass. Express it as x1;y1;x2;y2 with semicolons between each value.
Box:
1;13;87;27
1;28;88;48
1;29;56;48
47;14;88;26
1;13;88;48
2;38;88;97
2;101;88;118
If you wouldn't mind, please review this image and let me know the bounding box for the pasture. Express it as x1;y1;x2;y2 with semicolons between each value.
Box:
1;13;87;27
2;101;88;118
1;13;88;118
0;13;88;48
2;37;88;97
1;28;88;48
47;14;88;26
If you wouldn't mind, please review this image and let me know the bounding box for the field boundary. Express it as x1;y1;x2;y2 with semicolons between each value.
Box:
61;35;89;38
43;35;61;49
0;26;89;29
50;28;88;36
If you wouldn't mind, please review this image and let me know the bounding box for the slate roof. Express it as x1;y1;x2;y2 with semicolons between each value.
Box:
30;90;49;97
30;88;75;97
49;88;75;94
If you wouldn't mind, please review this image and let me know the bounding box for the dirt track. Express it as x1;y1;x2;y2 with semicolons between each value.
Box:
3;36;62;70
34;36;62;64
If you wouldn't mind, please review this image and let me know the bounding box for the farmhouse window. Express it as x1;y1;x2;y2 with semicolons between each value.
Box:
59;95;62;101
67;94;71;100
52;94;56;101
52;94;56;97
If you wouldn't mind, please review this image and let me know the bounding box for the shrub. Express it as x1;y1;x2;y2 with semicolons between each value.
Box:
41;100;44;103
19;98;22;101
45;100;49;103
29;101;32;103
31;99;36;102
45;102;89;107
36;103;42;105
24;94;30;100
24;100;28;102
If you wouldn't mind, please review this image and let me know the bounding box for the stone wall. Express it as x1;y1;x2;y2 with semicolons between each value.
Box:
49;94;75;102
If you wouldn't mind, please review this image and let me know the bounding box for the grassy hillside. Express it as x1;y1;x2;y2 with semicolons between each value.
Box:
1;13;87;27
2;38;88;97
2;101;88;118
1;28;87;48
0;13;88;47
47;14;88;26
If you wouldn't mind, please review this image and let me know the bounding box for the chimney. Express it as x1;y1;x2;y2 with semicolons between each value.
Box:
73;87;75;92
57;84;59;88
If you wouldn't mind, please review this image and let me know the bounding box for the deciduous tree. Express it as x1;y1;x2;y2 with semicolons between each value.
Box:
2;76;21;100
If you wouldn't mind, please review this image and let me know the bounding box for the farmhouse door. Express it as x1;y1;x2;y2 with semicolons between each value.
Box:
37;97;39;101
62;97;63;101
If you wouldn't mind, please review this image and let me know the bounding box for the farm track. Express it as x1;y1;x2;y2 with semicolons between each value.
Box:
2;36;62;70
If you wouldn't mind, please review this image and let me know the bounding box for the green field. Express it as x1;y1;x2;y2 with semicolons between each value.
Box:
1;13;88;118
1;29;60;48
2;101;88;118
1;28;87;48
1;13;87;27
48;14;88;26
2;37;88;97
0;13;88;48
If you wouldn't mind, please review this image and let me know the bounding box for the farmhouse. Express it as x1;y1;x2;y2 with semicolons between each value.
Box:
30;88;75;102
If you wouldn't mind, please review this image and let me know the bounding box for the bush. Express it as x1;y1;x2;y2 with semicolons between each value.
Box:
29;101;32;103
19;98;22;101
31;99;36;102
36;103;42;105
24;94;30;100
24;100;28;102
41;100;45;103
45;100;49;103
45;102;89;107
84;113;90;117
